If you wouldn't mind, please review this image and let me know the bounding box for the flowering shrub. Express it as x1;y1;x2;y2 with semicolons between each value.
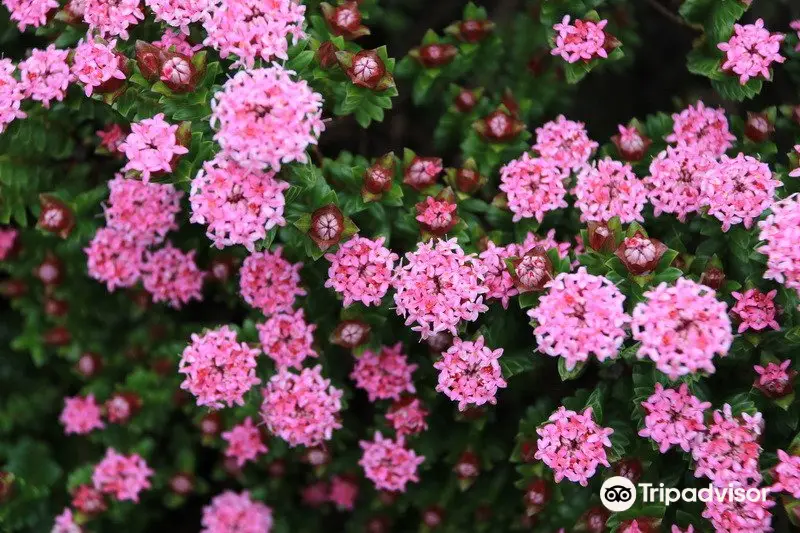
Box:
3;1;800;532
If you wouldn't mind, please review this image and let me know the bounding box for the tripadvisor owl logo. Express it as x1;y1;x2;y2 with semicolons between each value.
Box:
600;476;637;512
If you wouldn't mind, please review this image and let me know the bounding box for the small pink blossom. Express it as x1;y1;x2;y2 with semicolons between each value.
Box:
256;308;317;370
433;335;506;411
533;115;598;172
702;490;773;532
350;343;417;403
84;227;145;291
718;19;785;85
574;158;647;223
2;0;58;31
0;59;26;134
551;16;609;64
60;395;105;435
415;196;458;235
153;29;203;56
145;0;211;35
638;383;711;453
359;432;424;492
386;396;429;437
239;248;305;315
92;448;153;502
731;288;780;333
772;449;800;498
666;101;735;157
0;228;18;261
222;417;268;467
96;123;126;152
19;45;70;108
754;360;795;398
692;404;763;487
477;241;518;309
644;146;715;222
499;153;568;223
328;475;359;511
72;484;106;515
83;0;144;39
105;175;182;246
201;491;273;533
118;113;188;182
325;236;398;307
141;244;205;308
758;194;800;294
52;508;81;533
71;38;126;97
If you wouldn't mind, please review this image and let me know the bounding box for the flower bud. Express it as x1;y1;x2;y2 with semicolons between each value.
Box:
105;392;141;424
754;361;796;399
160;54;197;93
302;481;329;507
404;155;442;191
613;457;643;483
611;125;651;162
415;189;459;237
523;478;550;514
209;255;236;282
744;112;773;143
412;44;457;68
76;352;102;378
309;204;345;250
700;265;725;290
44;325;71;346
71;484;106;516
267;459;287;479
614;233;667;276
200;412;222;436
322;2;370;39
366;516;391;533
0;279;27;299
135;41;163;82
34;254;63;286
581;506;610;533
422;506;445;528
587;222;613;252
316;41;339;69
44;297;69;317
37;194;75;238
519;439;538;463
512;248;552;292
338;49;394;91
303;445;331;467
363;152;395;196
456;19;494;42
426;331;453;353
169;472;194;496
454;450;480;480
454;88;479;112
474;108;524;142
0;472;13;503
331;320;371;348
455;167;483;193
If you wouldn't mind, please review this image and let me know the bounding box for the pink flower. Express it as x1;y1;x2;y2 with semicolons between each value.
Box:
386;396;429;437
350;343;417;402
301;481;329;507
190;155;289;251
52;508;81;533
60;395;105;435
256;308;317;369
433;335;506;411
632;278;733;380
239;248;305;315
477;241;518;309
533;115;598;172
97;123;126;152
72;484;106;515
201;491;273;533
772;449;800;498
534;407;613;486
260;365;343;447
0;59;26;134
703;494;773;533
574;158;646;223
359;432;424;492
0;228;18;261
84;227;146;291
415;196;459;235
692;404;763;487
731;288;780;333
529;267;630;370
520;229;571;259
551;16;610;63
666;101;735;157
152;29;203;56
83;0;144;39
145;0;211;35
2;0;58;31
393;238;488;339
793;20;800;51
141;244;205;308
638;383;711;453
754;360;795;398
19;45;70;108
203;0;305;68
671;526;694;533
758;194;800;294
324;236;398;307
222;417;268;467
499;153;568;223
71;38;126;97
178;325;261;409
790;145;800;178
700;154;781;231
718;19;784;85
328;475;359;511
105;175;182;246
210;67;324;171
644;146;715;222
92;448;153;502
118;113;188;182
612;124;651;161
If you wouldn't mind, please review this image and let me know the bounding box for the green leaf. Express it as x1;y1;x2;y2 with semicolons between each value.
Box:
499;351;535;379
686;49;723;80
711;77;763;101
558;358;586;381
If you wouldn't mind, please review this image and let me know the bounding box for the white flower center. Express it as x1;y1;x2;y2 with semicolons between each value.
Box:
623;238;656;266
43;208;63;226
488;114;509;137
341;323;365;344
353;56;379;81
162;57;192;85
314;212;340;241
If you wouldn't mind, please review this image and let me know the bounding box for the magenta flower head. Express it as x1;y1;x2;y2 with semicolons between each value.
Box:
105;175;182;246
772;449;800;498
433;335;506;411
666;101;734;157
758;194;800;295
534;115;597;172
644;146;715;222
92;448;153;502
359;432;424;492
71;37;127;97
84;227;146;292
257;308;317;370
574;158;647;224
60;394;105;435
350;343;417;403
718;19;785;85
415;192;459;237
731;288;780;333
499;153;567;223
19;45;70;108
118;113;190;181
551;16;615;64
4;0;58;31
754;360;796;399
201;491;273;533
239;248;305;315
638;383;710;453
386;396;429;437
0;59;26;134
141;244;205;308
702;490;774;532
222;417;268;467
84;0;144;39
325;235;398;307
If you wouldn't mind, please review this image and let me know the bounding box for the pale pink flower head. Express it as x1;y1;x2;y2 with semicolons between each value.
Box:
0;228;18;261
145;0;211;35
190;155;289;251
260;365;343;447
574;158;646;223
105;175;182;246
92;448;153;502
732;288;780;333
141;244;205;308
201;491;273;533
118;113;188;182
359;432;424;492
178;325;261;409
433;335;506;411
772;449;800;498
758;194;800;294
71;38;126;97
350;343;417;403
210;67;323;172
638;383;711;453
239;248;305;315
0;59;26;134
60;394;105;435
718;19;785;85
52;508;80;533
84;227;146;291
386;396;429;437
551;15;610;64
393;238;488;339
328;475;359;511
534;406;613;486
533;115;598;172
19;45;70;108
632;278;733;380
83;0;144;39
153;29;203;56
203;0;306;68
700;154;781;231
754;360;795;398
97;123;126;152
702;489;773;532
666;101;735;157
529;267;630;370
256;308;317;370
477;241;518;309
644;145;715;222
222;417;268;467
499;153;568;223
3;0;58;31
324;235;398;307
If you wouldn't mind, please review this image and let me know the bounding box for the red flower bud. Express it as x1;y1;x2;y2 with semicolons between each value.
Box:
322;1;370;39
75;352;102;378
71;484;106;516
363;152;395;196
200;412;222;436
169;472;194;496
520;439;538;463
426;331;453;353
614;233;667;276
135;41;163;82
339;49;394;91
377;491;398;505
422;506;445;528
512;248;553;292
404;156;442;191
456;19;494;43
587;222;614;252
34;254;63;286
366;516;391;533
303;445;331;466
501;88;520;118
44;297;69;317
613;457;643;483
44;325;71;346
413;44;457;68
474;109;524;142
105;392;141;424
267;459;287;479
700;265;725;290
454;88;478;112
309;204;345;250
523;478;551;513
160;54;198;93
0;472;13;503
37;194;75;238
455;167;483;193
754;365;797;399
331;319;371;349
611;126;651;162
581;506;610;533
0;279;27;299
209;255;236;282
454;450;480;480
744;112;773;143
316;41;339;69
527;50;549;76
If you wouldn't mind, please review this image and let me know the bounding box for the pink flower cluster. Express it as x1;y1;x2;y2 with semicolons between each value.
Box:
118;113;188;181
83;0;144;39
0;59;26;133
201;491;273;533
222;417;268;467
644;146;714;222
666;101;735;157
791;144;800;178
239;248;305;315
499;153;568;223
533;115;598;172
60;394;105;435
574;158;647;223
145;0;210;34
178;325;261;409
692;405;763;487
190;156;289;251
702;495;774;533
257;308;317;369
260;365;343;447
141;244;205;308
638;383;710;453
19;45;70;108
534;407;613;486
551;16;609;64
758;194;800;295
393;238;488;339
97;123;126;152
632;278;733;380
105;175;182;246
731;288;780;333
84;227;146;291
329;475;359;510
0;228;18;261
359;432;424;492
754;360;794;398
772;450;800;498
92;448;153;502
210;66;324;171
71;38;126;97
386;396;429;437
153;29;203;56
52;508;80;533
718;19;785;85
477;240;518;308
2;0;58;31
350;343;417;402
325;236;398;307
433;336;506;411
203;0;306;68
416;196;458;234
